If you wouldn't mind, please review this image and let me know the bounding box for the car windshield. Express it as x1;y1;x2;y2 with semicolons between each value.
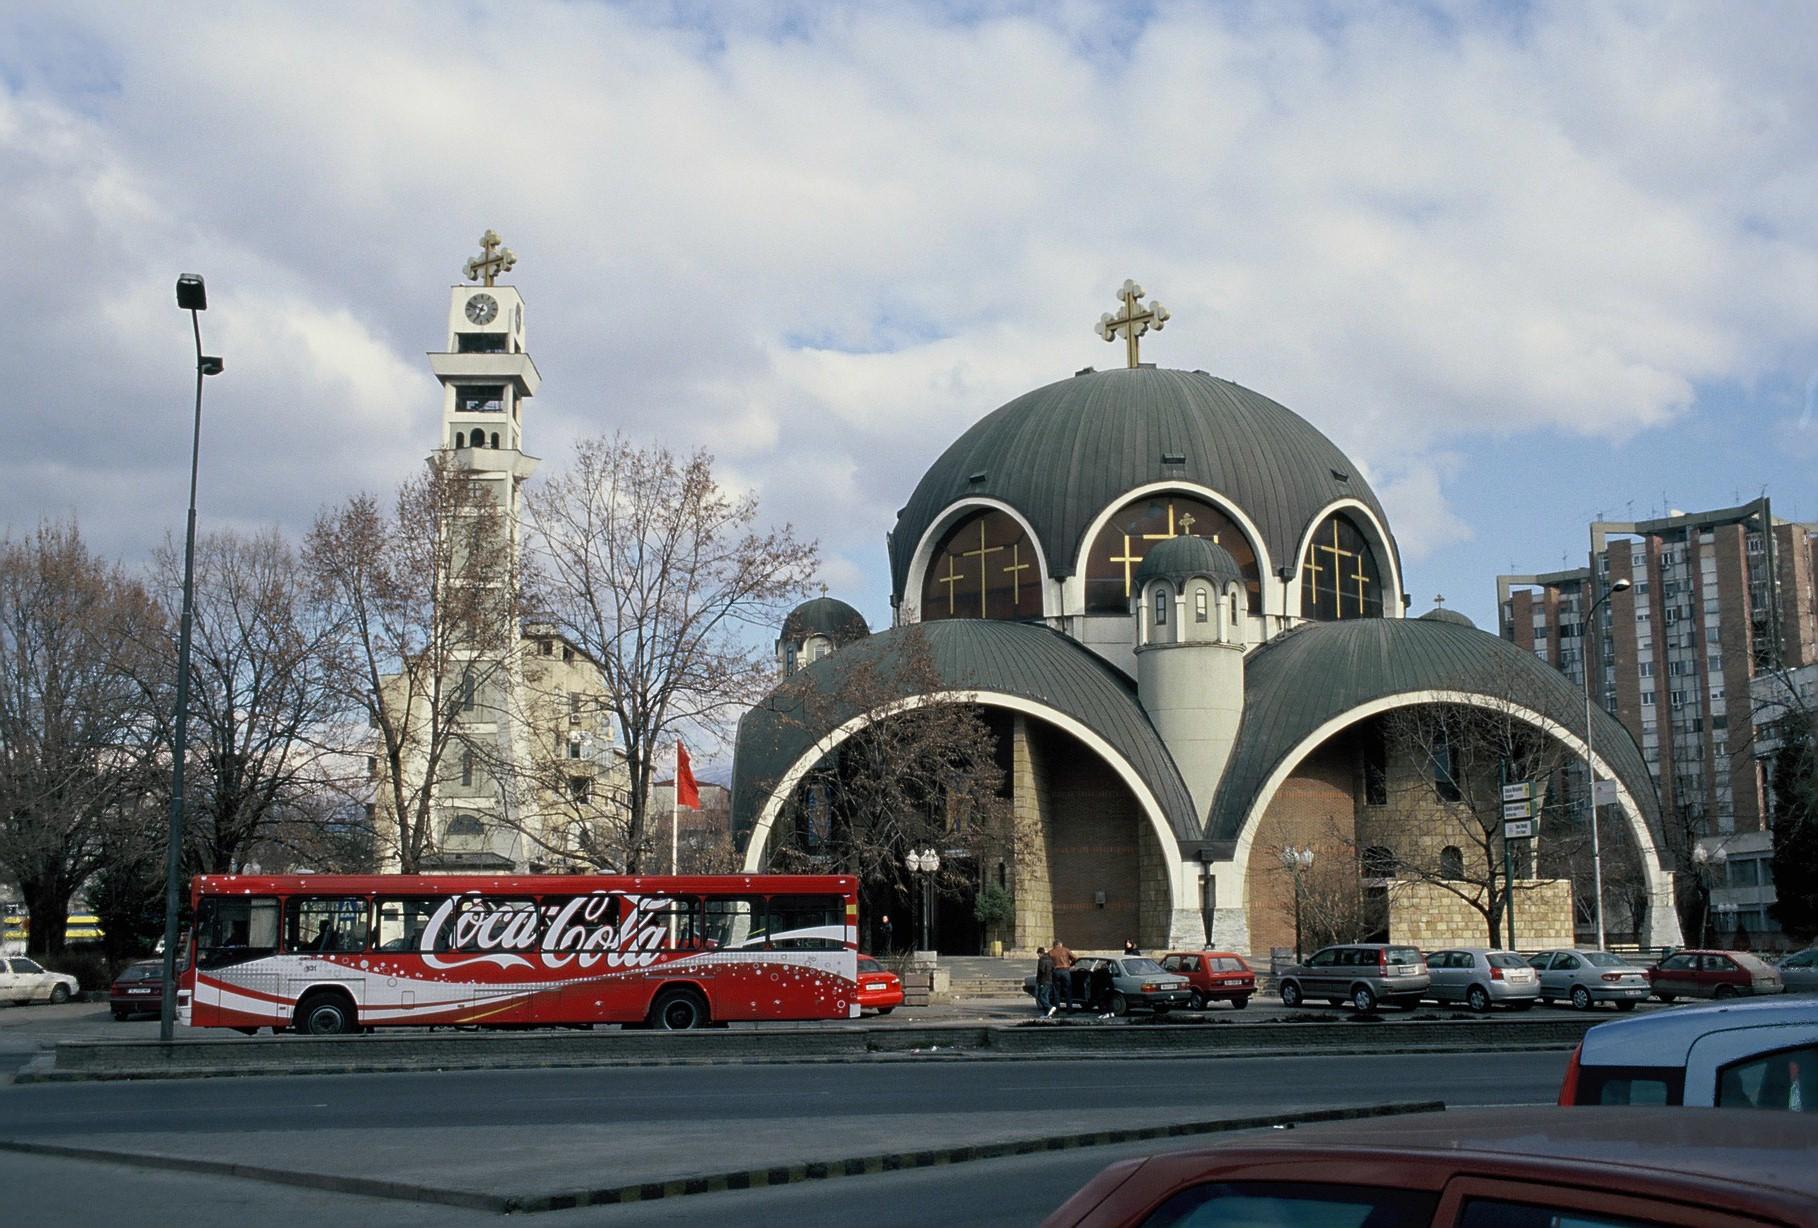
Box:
858;957;882;973
1122;958;1165;975
1582;952;1631;968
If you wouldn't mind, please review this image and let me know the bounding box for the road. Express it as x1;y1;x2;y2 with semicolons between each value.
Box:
1;1047;1571;1227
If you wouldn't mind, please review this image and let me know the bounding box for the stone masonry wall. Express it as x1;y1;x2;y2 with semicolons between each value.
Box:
1390;878;1574;950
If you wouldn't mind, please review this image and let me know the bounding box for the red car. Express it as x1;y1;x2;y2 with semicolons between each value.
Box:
1043;1106;1818;1227
856;954;902;1015
1157;950;1255;1010
108;959;172;1020
1647;948;1785;1001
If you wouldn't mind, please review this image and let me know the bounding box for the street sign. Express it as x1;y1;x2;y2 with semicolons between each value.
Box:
1502;800;1537;820
1502;782;1534;803
1593;779;1620;806
1503;819;1535;839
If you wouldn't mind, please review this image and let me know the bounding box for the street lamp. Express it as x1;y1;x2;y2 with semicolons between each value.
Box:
161;274;224;1041
1581;575;1632;951
1692;844;1728;947
1280;845;1314;962
906;847;941;953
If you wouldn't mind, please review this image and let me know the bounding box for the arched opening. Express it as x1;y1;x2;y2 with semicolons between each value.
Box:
489;431;500;449
920;508;1044;621
1083;493;1262;615
1299;511;1386;620
1440;846;1465;880
454;430;466;449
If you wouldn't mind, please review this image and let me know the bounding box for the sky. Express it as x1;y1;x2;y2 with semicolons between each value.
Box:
5;1;1815;640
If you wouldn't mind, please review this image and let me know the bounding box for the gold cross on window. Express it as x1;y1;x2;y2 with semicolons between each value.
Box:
1142;502;1181;542
1110;534;1143;597
1003;542;1032;606
936;553;965;616
1315;522;1355;617
960;521;1005;617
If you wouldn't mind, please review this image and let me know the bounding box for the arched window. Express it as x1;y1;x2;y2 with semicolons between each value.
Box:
489;431;500;449
1194;589;1208;623
1440;846;1464;879
445;814;484;838
920;508;1042;621
1300;512;1385;620
454;431;466;448
1084;494;1261;614
1153;588;1168;626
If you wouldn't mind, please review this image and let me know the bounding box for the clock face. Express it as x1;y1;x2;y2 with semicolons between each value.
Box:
465;293;499;326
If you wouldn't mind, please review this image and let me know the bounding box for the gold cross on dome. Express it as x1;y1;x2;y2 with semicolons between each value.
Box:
1095;279;1171;368
1110;534;1143;597
464;229;517;286
1179;513;1196;535
936;554;965;616
1003;543;1032;605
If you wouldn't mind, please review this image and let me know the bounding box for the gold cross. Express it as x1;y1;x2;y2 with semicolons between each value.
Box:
1352;562;1370;614
464;229;517;286
1179;513;1196;535
1003;543;1032;605
1110;534;1143;597
960;521;1005;617
1095;279;1171;368
1142;501;1180;542
936;553;965;616
1315;522;1354;617
1302;548;1325;610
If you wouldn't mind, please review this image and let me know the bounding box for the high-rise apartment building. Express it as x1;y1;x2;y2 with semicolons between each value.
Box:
1498;500;1817;934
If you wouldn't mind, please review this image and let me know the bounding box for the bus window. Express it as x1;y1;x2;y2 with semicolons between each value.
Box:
374;898;441;951
284;897;370;953
632;896;703;950
706;897;759;949
195;896;279;969
767;895;845;950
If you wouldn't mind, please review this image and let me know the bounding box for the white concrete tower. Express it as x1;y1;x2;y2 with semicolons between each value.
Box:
1132;530;1249;818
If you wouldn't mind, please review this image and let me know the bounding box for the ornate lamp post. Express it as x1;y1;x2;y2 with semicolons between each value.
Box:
161;275;223;1042
1580;576;1632;950
1280;846;1314;961
1692;844;1728;947
906;847;941;953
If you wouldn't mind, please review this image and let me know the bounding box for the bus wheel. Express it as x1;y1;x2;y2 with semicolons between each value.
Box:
649;987;709;1031
296;992;356;1036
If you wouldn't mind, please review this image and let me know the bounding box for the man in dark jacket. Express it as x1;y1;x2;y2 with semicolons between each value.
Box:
1035;947;1055;1017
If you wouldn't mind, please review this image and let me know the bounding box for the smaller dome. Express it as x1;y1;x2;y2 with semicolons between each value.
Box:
779;596;870;647
1418;607;1477;629
1135;535;1245;590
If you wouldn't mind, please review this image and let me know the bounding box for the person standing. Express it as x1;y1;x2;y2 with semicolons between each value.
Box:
1050;939;1075;1011
878;914;895;953
1035;947;1055;1017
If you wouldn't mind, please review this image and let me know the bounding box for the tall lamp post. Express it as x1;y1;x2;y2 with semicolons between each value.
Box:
1692;844;1728;947
1280;845;1314;961
906;847;940;953
161;275;223;1041
1581;575;1632;951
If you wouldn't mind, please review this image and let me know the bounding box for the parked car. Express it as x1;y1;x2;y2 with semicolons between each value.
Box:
1422;946;1539;1012
1528;948;1652;1011
1023;956;1193;1016
0;955;79;1005
108;959;172;1020
1041;1105;1818;1227
1647;948;1785;1001
1276;943;1429;1012
1558;996;1818;1109
1156;950;1254;1010
855;954;902;1015
1778;947;1818;994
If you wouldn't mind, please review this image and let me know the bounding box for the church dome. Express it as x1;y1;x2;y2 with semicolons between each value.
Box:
889;367;1396;604
1134;533;1245;590
1418;607;1476;628
779;596;870;647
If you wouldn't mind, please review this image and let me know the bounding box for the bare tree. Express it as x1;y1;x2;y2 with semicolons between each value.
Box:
0;522;162;956
303;457;518;872
523;435;816;872
1374;692;1577;948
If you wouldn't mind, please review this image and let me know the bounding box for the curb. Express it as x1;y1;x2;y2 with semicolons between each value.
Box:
0;1100;1447;1214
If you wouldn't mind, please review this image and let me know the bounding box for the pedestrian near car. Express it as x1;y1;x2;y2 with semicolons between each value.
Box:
1035;947;1055;1016
1091;962;1116;1016
1123;939;1140;956
878;914;894;953
1050;939;1076;1011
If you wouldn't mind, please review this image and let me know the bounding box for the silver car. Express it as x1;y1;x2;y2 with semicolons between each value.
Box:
1424;947;1540;1012
1530;949;1652;1011
1277;944;1430;1012
1777;947;1818;994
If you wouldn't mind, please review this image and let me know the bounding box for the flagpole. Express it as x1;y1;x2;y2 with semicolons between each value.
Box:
672;741;681;875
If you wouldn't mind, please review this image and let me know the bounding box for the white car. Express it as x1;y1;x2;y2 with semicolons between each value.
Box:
1;955;80;1005
1560;996;1818;1109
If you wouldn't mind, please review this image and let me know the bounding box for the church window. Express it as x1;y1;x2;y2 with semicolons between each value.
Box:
460;749;474;787
1194;590;1208;623
489;432;500;449
1153;589;1168;626
1432;736;1462;802
1084;494;1261;615
1440;846;1464;879
1299;513;1384;621
456;385;505;413
921;508;1042;621
454;431;466;448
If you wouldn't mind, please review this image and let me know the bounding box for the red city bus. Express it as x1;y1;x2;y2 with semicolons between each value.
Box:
177;873;858;1034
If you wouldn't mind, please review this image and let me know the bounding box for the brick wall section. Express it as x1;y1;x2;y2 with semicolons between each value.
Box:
1775;523;1818;667
1508;589;1535;651
1033;720;1141;951
1136;813;1170;951
1390;879;1573;950
1243;738;1359;958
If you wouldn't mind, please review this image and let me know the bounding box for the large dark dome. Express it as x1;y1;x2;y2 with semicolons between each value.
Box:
888;367;1395;603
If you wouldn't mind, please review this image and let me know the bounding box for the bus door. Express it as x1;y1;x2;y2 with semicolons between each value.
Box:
193;896;283;1026
283;896;371;1015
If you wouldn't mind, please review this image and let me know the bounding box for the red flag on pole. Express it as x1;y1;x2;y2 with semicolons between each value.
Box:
675;742;700;809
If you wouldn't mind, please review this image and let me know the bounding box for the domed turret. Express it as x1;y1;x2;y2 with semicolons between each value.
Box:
1419;606;1476;629
1135;534;1245;591
777;595;869;676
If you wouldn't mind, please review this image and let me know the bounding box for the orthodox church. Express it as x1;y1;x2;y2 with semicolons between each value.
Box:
733;282;1684;956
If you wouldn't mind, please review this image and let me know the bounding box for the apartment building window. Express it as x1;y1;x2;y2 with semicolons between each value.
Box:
569;776;592;804
461;669;475;711
539;638;553;656
461;749;474;787
569;693;582;725
1639;661;1654;677
1642;691;1656;706
1636;609;1650;623
1708;654;1722;671
1706;627;1721;644
1670;691;1686;708
567;739;582;760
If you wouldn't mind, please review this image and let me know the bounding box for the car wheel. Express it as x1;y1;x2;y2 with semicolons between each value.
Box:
1280;980;1303;1008
1188;990;1206;1010
1108;993;1128;1017
1231;996;1249;1010
1351;984;1377;1013
649;986;709;1031
49;984;71;1005
1466;985;1491;1014
296;992;356;1036
1714;984;1737;1000
1571;985;1592;1012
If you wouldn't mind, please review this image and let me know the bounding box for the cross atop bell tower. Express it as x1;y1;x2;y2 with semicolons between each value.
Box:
464;229;517;287
429;230;540;483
